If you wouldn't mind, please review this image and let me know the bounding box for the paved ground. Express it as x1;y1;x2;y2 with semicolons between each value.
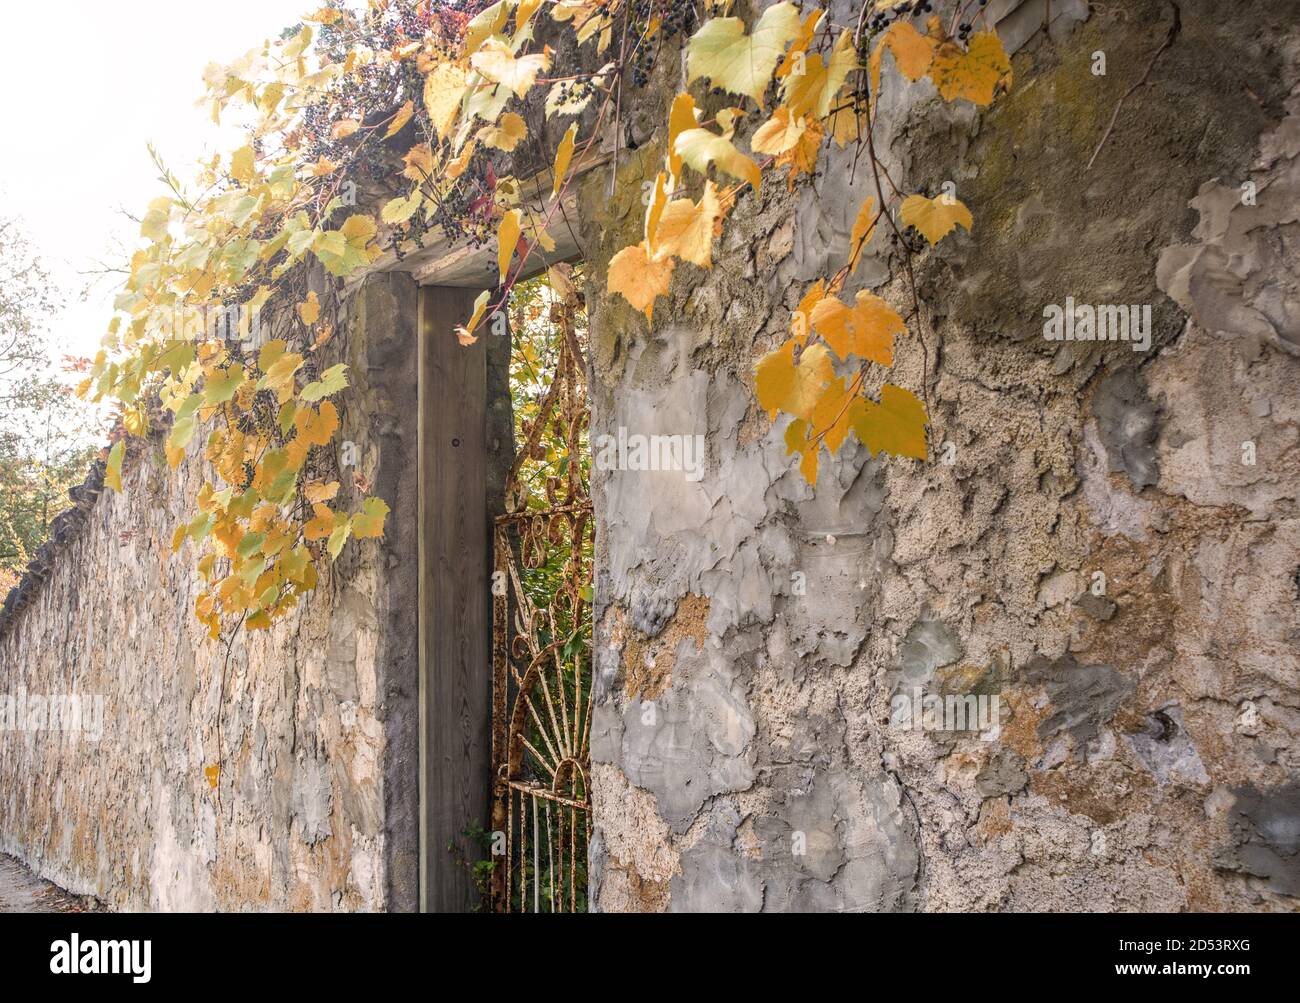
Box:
0;853;99;913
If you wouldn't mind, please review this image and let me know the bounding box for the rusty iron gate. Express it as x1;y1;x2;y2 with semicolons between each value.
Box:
490;293;592;913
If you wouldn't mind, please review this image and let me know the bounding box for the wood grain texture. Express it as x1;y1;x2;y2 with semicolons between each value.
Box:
418;285;492;912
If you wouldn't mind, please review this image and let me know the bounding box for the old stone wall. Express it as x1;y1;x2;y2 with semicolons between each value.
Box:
584;0;1300;911
0;273;420;912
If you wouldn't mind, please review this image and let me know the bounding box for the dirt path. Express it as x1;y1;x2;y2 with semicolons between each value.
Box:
0;853;97;913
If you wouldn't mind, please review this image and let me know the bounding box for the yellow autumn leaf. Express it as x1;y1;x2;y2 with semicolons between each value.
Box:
465;0;510;53
303;7;342;24
782;30;858;120
686;2;803;105
850;384;929;460
403;143;436;181
674;127;761;191
791;280;826;342
105;440;125;493
498;208;521;284
751;105;809;156
298;290;321;326
810;289;905;366
470;39;552;98
644;172;669;255
607;241;676;321
249;502;279;533
929;31;1012;106
516;0;544;34
775;9;824;79
827;103;867;148
478;111;527;151
425;62;468;138
304;480;340;504
204;765;220;789
784;418;821;482
654;181;724;268
667;93;698;182
552;122;578;197
385;100;415;138
340;213;377;247
446;140;477;179
231;144;256;185
900;193;973;244
545;59;610;116
754;340;833;422
773;117;823;189
456;289;492;345
848;196;876;273
809;376;860;455
331;118;361;140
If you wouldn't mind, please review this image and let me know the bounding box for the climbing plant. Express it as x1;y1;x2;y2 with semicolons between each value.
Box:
85;0;1012;644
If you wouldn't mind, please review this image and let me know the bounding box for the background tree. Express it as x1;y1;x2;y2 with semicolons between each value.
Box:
0;218;97;593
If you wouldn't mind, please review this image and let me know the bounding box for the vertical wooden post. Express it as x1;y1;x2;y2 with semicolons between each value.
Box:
418;286;492;912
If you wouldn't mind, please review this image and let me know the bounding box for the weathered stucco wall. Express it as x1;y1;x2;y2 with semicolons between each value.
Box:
0;273;420;911
585;0;1300;911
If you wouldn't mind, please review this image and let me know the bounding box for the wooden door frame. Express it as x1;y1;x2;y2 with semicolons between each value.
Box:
410;180;588;910
417;284;495;912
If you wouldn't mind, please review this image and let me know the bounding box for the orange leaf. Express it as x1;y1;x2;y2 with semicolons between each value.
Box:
929;31;1012;106
754;340;833;422
607;241;676;322
810;290;906;366
850;384;929;460
295;400;339;446
304;503;336;541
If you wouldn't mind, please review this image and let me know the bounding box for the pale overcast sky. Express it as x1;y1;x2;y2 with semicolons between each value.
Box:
0;0;313;366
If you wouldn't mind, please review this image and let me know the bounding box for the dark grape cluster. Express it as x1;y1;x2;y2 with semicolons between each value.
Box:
867;1;936;33
550;77;603;113
627;0;700;88
252;390;278;432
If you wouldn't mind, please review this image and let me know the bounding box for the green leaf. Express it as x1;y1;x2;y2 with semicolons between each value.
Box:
154;341;196;377
278;400;298;436
687;4;803;104
105;441;125;492
203;364;245;406
300;364;349;402
237;533;266;560
351;497;389;539
187;511;215;543
167;414;196;454
381;192;422;225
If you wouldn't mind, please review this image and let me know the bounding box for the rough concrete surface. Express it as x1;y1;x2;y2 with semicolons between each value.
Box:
584;0;1300;912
